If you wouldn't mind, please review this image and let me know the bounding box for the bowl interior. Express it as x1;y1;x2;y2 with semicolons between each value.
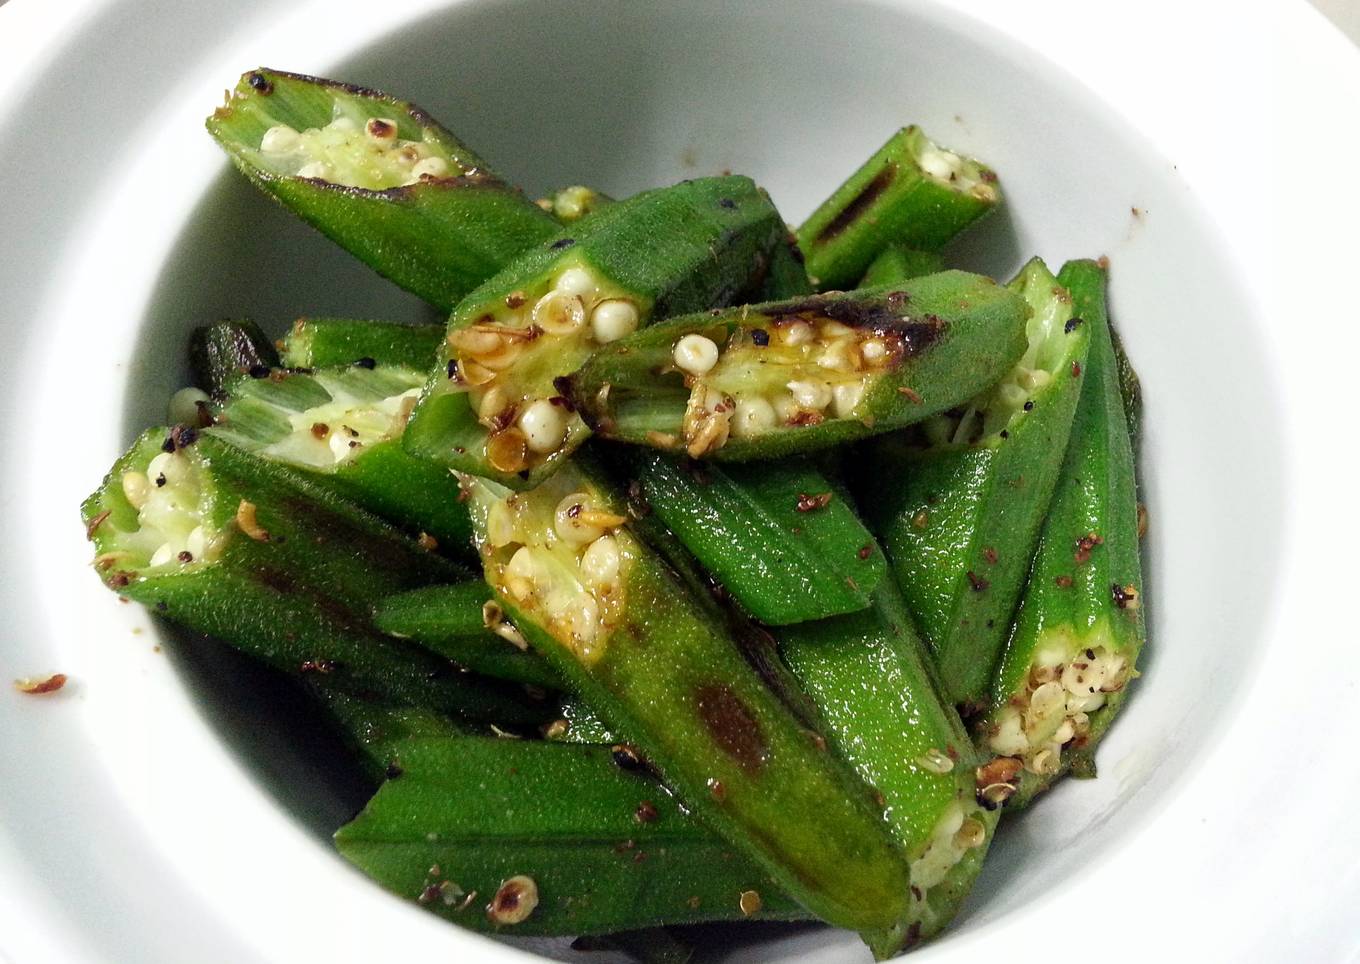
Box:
8;0;1283;960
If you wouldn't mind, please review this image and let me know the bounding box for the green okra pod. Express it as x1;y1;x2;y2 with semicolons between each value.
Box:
572;928;694;964
334;738;806;935
568;270;1028;462
207;68;560;311
758;233;814;300
975;260;1144;807
626;453;886;625
310;688;468;783
278;317;443;371
777;580;996;945
375;582;564;690
206;363;473;551
796;127;1000;291
81;429;544;726
402;175;784;488
461;459;918;955
858;259;1091;708
190;319;281;400
859;246;945;287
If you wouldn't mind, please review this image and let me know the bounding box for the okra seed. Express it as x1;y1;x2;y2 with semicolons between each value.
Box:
486;500;515;548
917;748;955;774
1026;681;1067;730
485;428;529;473
478;386;509;423
954;818;987;849
739;890;762;916
918;147;963;180
988;708;1027;756
589;299;639;344
149;543;174;568
487;875;538;926
772;394;800;422
260;124;301;153
832;382;866;418
519;398;568;454
555;493;604;545
934;801;966;839
532;290;586;335
673;334;719;375
186;526;207;560
365;117;399;142
787;379;831;410
731;396;777;438
782;322;812;346
819;320;854;339
1052;719;1076;745
328;116;358;134
580;535;621;588
167;387;210;426
297;160;333;180
411;156;449;179
554;266;597;300
861;339;887;362
121;471;151;510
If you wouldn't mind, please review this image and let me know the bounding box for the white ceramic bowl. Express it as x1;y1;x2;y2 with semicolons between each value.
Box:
2;1;1358;961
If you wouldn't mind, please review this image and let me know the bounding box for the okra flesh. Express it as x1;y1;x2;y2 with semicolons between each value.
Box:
208;364;473;550
569;271;1028;462
462;462;916;949
81;430;548;725
207;69;559;310
403;176;784;488
375;583;563;690
279;317;444;371
979;260;1144;805
860;259;1091;708
777;581;996;943
629;453;886;625
796;127;1000;291
335;738;806;935
860;246;945;287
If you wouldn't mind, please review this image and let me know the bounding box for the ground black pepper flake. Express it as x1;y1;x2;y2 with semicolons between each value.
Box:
353;356;377;369
550;237;576;249
611;744;645;771
1023;400;1034;411
1055;574;1074;588
247;72;273;94
446;359;459;380
385;762;404;779
248;364;271;379
1064;317;1084;333
751;328;770;346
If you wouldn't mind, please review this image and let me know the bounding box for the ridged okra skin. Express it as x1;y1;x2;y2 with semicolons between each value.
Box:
81;429;544;726
796;127;1000;291
568;271;1027;462
190;319;281;400
758;234;815;300
207;68;560;311
627;453;887;625
859;259;1091;708
860;246;945;287
279;317;444;371
310;688;467;783
777;580;996;945
375;583;563;690
977;260;1144;807
207;364;474;552
403;176;784;488
462;459;918;955
335;738;806;936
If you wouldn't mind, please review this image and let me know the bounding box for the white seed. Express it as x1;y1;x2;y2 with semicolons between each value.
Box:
933;801;965;840
478;386;509;423
580;535;621;588
411;156;449;178
820;320;854;339
297;160;333;180
1019;368;1052;392
971;182;998;203
1068;690;1107;714
329;431;356;461
589;299;639;343
555;493;604;545
149;543;174;567
918;147;962;180
989;707;1029;756
488;875;539;925
121;471;151;510
167;387;210;426
506;546;539;584
998;382;1028;411
730;396;777;438
1062;658;1107;695
519;399;568;454
563;594;601;645
1052;719;1076;745
817;341;857;372
787;379;831;410
917;748;954;774
327;116;358;134
782;321;813;346
532;290;586;335
861;339;887;363
1028;747;1061;776
186;526;207;560
146;451;189;488
486;499;515;548
554;266;597;299
832;381;866;417
260;124;301;153
1025;681;1068;735
365;117;399;142
954;817;987;849
673;334;719;375
773;393;800;422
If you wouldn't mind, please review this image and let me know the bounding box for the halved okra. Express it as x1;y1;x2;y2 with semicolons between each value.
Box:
777;579;996;945
375;582;563;690
335;737;807;936
81;429;544;725
860;246;945;287
857;259;1091;708
461;459;918;955
207;69;559;311
976;260;1144;806
402;176;784;488
278;317;444;371
796;127;1000;291
206;363;473;551
189;319;281;401
625;453;887;625
568;270;1028;462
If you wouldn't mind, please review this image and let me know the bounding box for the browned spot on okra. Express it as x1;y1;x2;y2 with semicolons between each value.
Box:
858;544;874;560
85;510;111;540
635;800;659;824
1074;531;1104;564
611;743;646;771
814;163;898;243
695;684;768;772
1055;574;1074;589
982;546;998;564
795;491;833;513
1111;582;1140;610
898;386;923;403
966;570;989;592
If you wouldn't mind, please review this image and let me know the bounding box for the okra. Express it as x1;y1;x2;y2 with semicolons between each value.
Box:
207;69;560;311
860;246;945;287
858;259;1091;708
568;271;1028;462
334;737;806;935
572;928;694;964
1110;323;1143;453
462;459;917;955
81;429;544;725
403;176;784;488
311;688;467;783
375;582;563;690
278;317;443;371
758;234;814;300
796;127;1000;291
189;319;280;400
777;580;996;945
539;185;615;223
626;453;887;624
976;260;1144;806
206;363;473;550
549;696;618;745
